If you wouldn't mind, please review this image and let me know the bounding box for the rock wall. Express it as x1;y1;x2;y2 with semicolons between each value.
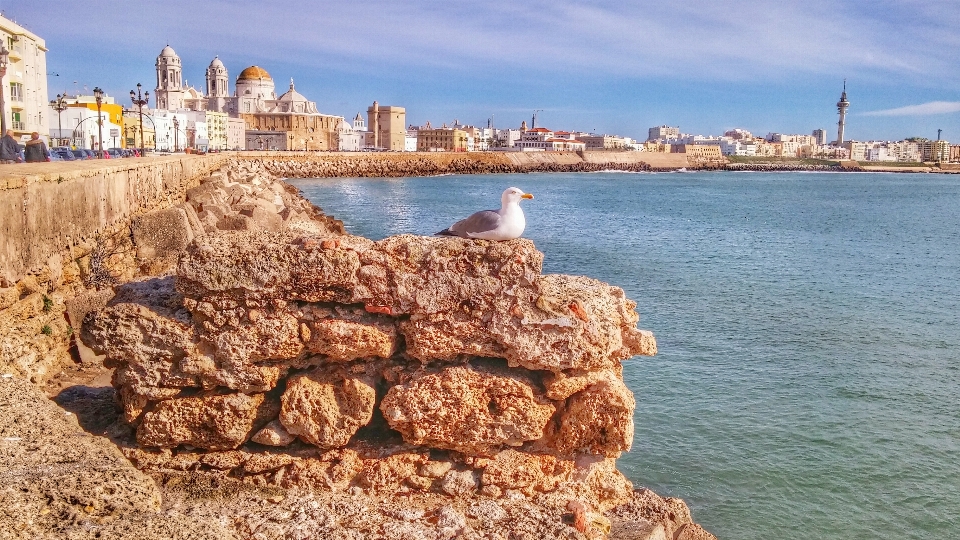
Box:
0;156;230;383
84;230;655;507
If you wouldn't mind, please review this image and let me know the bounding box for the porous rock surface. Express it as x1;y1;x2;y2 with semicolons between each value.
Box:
0;374;233;539
84;231;654;463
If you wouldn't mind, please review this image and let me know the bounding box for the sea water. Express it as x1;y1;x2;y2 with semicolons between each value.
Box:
290;172;960;540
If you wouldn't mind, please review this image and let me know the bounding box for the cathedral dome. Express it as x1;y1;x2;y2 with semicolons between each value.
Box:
159;45;178;58
237;66;272;81
209;56;225;68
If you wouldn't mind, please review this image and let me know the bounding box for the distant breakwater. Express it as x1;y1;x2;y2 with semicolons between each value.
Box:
723;162;847;172
244;156;661;178
234;150;692;178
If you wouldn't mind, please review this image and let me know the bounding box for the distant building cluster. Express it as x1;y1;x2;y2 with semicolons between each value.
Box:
2;14;956;161
39;40;406;153
641;85;956;163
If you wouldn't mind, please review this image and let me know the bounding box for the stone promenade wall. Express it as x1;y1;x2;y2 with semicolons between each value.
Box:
0;155;229;285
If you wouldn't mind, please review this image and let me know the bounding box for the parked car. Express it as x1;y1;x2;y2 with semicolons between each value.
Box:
106;148;125;158
47;149;63;161
53;149;77;161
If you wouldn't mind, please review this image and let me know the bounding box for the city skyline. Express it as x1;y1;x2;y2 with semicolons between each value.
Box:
8;1;960;141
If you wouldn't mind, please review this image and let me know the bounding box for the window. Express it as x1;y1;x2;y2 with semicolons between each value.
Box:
9;83;23;101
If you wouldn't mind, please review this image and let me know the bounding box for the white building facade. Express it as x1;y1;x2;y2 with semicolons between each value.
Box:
1;15;49;140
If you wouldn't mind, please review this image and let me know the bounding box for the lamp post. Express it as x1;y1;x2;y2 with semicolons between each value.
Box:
0;45;8;135
93;87;104;158
129;83;149;156
50;94;68;147
172;117;179;152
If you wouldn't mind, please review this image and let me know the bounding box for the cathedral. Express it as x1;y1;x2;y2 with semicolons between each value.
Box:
153;45;342;151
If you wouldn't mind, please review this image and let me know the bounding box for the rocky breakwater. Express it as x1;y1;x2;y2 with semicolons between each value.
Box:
239;152;664;178
82;228;715;539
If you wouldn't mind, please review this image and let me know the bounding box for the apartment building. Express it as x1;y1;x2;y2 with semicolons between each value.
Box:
0;15;48;140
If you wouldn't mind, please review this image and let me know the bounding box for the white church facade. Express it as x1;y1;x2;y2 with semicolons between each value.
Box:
150;45;345;151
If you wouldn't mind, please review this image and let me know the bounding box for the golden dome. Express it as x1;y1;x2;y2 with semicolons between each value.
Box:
237;66;272;80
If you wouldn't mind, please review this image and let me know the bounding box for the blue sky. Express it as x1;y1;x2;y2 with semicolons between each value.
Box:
6;1;960;141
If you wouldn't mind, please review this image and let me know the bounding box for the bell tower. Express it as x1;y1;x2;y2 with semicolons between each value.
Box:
155;45;184;110
206;57;228;98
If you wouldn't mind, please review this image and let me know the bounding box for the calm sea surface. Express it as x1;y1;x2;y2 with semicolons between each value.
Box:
290;172;960;540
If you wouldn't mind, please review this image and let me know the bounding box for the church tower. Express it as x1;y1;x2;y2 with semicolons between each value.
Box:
836;80;850;146
155;45;184;110
206;57;228;98
205;56;230;113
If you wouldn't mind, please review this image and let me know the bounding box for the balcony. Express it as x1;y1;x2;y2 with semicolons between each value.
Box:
7;45;23;62
12;121;26;131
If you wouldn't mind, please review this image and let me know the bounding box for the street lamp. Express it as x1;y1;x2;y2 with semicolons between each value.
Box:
50;94;68;147
129;83;149;156
172;117;179;152
0;45;8;134
93;87;104;158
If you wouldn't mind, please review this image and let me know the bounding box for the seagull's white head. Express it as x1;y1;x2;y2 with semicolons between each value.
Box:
502;186;534;206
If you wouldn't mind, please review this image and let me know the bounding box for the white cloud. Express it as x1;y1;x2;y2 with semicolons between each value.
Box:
19;0;960;84
863;101;960;116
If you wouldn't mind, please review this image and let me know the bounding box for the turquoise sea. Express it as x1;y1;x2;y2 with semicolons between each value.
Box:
290;172;960;540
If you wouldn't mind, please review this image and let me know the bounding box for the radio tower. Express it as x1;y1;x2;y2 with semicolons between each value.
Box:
836;80;850;145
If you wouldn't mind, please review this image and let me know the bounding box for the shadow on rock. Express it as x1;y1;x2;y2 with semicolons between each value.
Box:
53;384;120;435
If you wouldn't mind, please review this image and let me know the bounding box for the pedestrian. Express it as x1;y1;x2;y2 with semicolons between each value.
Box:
23;132;48;163
0;130;18;164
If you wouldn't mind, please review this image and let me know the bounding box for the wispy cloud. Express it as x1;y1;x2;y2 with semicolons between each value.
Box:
863;101;960;116
16;0;960;83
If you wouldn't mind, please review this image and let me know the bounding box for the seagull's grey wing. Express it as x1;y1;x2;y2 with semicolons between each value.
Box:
449;209;503;236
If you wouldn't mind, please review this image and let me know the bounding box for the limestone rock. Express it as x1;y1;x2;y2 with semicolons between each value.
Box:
358;452;427;491
674;523;719;540
380;364;555;455
480;449;548;493
131;207;195;263
82;278;200;397
302;318;398;361
547;371;636;457
440;469;479;497
137;392;275;450
279;367;376;449
606;488;694;539
0;376;162;535
251;419;296;446
543;366;622;401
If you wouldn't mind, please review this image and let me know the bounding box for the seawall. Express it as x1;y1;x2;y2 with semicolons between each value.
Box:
0;155;230;286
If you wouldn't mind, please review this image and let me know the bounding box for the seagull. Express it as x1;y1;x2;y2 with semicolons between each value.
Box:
436;187;534;240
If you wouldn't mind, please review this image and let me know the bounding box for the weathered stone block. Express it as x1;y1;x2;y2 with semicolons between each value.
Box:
380;364;555;456
131;207;194;262
279;367;376;449
137;392;274;450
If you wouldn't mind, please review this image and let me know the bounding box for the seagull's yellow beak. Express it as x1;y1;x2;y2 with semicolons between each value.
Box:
521;193;534;199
